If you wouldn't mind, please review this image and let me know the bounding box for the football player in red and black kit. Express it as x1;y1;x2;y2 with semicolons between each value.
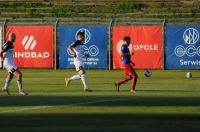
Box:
115;36;138;94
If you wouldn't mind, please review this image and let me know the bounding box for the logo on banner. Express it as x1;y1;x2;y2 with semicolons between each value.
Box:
68;28;99;57
75;28;91;44
22;36;36;50
175;28;200;57
117;39;158;55
117;40;132;54
15;35;50;59
183;28;199;45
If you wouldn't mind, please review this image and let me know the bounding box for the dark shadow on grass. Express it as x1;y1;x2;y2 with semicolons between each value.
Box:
0;113;199;132
137;89;200;92
191;77;200;78
0;96;200;107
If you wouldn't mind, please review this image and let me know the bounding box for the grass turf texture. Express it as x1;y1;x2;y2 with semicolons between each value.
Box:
0;69;200;132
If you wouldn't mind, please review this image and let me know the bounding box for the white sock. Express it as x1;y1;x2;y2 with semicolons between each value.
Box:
17;80;23;92
69;74;81;80
81;74;88;89
4;78;12;91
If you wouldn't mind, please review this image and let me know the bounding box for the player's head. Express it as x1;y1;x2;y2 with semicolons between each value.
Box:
8;33;16;43
77;32;85;42
123;36;131;46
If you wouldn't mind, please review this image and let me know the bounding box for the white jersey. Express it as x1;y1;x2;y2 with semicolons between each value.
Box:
3;41;14;63
3;41;17;72
70;40;86;71
70;40;85;61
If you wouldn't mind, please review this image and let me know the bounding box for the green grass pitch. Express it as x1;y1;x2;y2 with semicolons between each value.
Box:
0;69;200;132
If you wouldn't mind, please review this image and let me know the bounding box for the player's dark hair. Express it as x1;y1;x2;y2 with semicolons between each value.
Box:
77;32;85;37
123;36;131;41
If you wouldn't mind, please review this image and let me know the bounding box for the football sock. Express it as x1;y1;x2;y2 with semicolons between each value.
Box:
70;74;81;80
131;75;138;91
4;78;12;91
81;74;88;89
17;80;23;92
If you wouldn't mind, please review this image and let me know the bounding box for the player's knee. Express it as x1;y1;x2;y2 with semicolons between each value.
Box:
19;72;23;79
135;74;138;78
8;73;14;79
132;74;138;79
78;67;85;75
19;73;23;79
78;70;85;75
127;75;133;80
17;72;23;79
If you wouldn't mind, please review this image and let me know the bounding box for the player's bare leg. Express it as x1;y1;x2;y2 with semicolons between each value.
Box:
65;74;81;87
14;69;28;96
2;72;13;95
131;73;138;94
115;75;132;91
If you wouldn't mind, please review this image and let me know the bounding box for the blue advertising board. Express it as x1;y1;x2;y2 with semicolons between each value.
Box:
59;26;107;69
166;26;200;69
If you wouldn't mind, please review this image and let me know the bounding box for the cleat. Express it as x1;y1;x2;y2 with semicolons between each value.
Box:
115;83;120;92
65;78;71;88
130;90;136;95
84;88;93;92
2;88;11;96
19;91;28;96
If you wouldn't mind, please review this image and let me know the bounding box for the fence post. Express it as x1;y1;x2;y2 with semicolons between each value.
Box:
54;18;59;70
108;19;113;70
1;19;7;69
162;18;166;70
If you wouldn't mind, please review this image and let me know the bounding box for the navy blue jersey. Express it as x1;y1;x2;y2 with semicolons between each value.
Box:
121;44;131;64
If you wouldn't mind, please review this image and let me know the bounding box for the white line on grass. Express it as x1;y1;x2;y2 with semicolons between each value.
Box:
0;106;52;114
0;98;135;114
69;98;134;105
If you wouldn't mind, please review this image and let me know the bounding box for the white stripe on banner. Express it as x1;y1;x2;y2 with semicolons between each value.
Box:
22;36;28;46
24;36;34;50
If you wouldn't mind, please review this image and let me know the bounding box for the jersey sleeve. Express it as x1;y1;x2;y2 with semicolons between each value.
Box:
2;42;10;52
70;40;80;48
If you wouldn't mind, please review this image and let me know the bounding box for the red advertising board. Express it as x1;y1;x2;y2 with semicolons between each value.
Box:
6;26;53;68
113;26;163;69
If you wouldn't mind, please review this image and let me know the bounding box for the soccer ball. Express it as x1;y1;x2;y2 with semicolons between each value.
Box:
186;72;192;78
144;69;152;78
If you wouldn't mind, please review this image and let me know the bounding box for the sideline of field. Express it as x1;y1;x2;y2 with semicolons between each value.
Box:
0;97;135;114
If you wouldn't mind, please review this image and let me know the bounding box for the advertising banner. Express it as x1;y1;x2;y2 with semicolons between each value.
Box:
166;26;200;69
59;26;107;69
0;26;2;68
112;26;163;69
6;26;54;68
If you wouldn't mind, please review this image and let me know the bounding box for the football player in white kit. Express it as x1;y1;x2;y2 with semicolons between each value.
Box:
0;33;28;96
65;32;92;92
